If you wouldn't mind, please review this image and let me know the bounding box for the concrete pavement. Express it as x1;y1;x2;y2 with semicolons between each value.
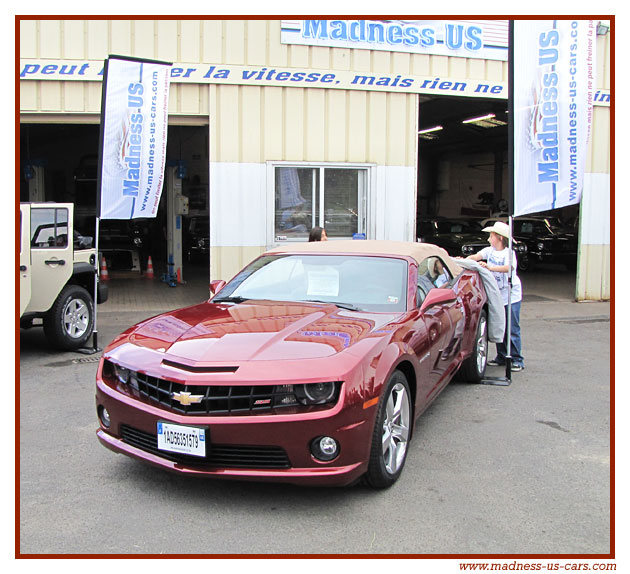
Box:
18;264;611;555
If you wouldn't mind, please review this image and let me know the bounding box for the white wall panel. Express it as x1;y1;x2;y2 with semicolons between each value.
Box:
581;173;610;245
209;162;267;247
373;166;416;242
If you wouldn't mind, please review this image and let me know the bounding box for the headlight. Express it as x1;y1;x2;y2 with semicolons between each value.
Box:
295;382;339;405
462;245;473;254
104;360;139;390
113;363;131;384
133;237;142;246
537;242;545;251
516;243;527;253
273;382;340;407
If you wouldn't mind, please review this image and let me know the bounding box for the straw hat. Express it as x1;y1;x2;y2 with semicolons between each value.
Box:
482;221;510;239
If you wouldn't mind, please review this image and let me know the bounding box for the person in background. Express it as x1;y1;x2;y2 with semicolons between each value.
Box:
308;226;328;242
429;257;450;287
466;221;524;372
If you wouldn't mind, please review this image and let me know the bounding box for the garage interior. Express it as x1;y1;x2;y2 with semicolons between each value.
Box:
20;123;210;277
416;95;579;227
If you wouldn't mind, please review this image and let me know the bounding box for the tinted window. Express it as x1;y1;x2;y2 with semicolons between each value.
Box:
30;208;69;248
416;256;452;305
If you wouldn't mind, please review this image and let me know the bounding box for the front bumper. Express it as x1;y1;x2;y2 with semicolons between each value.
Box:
95;378;374;487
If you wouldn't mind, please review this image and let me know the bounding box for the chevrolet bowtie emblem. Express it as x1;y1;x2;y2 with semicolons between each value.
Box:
171;391;204;406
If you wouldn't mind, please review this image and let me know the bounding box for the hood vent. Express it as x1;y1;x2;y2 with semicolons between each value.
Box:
162;359;239;373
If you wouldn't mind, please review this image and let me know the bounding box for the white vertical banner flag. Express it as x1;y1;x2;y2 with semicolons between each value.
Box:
98;55;172;219
513;20;595;217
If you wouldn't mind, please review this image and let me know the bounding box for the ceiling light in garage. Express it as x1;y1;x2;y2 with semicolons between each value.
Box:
461;113;507;128
418;125;443;140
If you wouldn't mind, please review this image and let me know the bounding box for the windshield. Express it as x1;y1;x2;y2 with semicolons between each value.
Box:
215;254;409;312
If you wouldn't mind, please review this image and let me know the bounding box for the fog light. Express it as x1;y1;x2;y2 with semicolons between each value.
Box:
311;436;339;462
98;406;111;428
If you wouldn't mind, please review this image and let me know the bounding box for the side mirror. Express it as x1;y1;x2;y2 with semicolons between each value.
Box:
419;288;457;312
209;279;226;297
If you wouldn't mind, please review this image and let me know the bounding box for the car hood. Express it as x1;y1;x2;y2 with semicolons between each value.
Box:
125;300;403;362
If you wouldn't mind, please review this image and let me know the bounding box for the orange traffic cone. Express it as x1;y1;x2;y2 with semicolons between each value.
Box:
145;256;155;279
100;256;110;281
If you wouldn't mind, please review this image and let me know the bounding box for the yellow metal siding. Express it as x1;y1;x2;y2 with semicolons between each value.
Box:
208;84;417;166
588;106;610;174
576;29;611;301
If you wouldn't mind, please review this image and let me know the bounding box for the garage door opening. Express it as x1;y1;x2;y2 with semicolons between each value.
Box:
19;123;210;280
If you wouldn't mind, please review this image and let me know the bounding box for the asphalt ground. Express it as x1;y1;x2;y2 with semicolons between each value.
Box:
17;264;613;557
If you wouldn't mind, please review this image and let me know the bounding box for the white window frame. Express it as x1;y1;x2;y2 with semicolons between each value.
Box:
267;161;375;246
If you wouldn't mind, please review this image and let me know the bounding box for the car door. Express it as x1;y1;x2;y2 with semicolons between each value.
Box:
19;205;31;316
416;256;461;399
26;204;73;314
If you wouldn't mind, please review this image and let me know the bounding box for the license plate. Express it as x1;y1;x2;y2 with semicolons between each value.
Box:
157;421;206;457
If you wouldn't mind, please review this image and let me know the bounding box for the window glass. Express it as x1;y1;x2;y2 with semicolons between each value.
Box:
220;254;408;312
274;165;365;241
275;167;317;240
416;256;452;305
323;169;359;238
30;208;69;248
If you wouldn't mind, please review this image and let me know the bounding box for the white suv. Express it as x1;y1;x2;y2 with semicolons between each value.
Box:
20;203;108;350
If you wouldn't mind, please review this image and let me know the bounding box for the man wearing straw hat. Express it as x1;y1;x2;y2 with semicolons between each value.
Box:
466;221;525;372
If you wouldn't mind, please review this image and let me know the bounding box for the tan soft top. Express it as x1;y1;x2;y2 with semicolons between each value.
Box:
267;240;462;277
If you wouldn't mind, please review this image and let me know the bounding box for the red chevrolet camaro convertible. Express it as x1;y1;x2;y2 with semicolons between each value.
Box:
96;240;492;488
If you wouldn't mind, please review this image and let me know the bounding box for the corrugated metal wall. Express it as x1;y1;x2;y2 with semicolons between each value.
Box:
576;29;611;301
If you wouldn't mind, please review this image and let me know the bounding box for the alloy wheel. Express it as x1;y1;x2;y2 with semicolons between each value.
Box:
63;297;90;339
476;315;488;372
382;382;411;475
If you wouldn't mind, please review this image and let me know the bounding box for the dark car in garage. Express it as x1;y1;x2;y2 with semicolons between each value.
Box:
476;217;577;271
417;218;490;256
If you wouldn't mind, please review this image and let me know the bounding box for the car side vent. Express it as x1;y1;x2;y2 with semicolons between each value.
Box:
161;359;239;373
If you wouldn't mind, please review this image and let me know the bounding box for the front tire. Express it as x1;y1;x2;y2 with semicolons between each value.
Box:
365;371;412;489
457;309;488;382
44;285;94;350
518;256;534;272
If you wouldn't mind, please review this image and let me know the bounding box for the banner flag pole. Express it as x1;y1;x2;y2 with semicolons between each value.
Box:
504;19;515;382
78;57;111;354
479;20;514;386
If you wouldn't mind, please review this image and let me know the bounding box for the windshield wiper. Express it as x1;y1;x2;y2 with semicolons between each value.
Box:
212;296;250;304
301;299;362;312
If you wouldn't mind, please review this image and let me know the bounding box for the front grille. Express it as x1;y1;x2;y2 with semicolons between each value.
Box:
121;425;291;469
134;372;296;415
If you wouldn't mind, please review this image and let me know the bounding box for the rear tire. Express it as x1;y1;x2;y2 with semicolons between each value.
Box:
44;285;94;350
457;309;488;382
364;371;412;489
